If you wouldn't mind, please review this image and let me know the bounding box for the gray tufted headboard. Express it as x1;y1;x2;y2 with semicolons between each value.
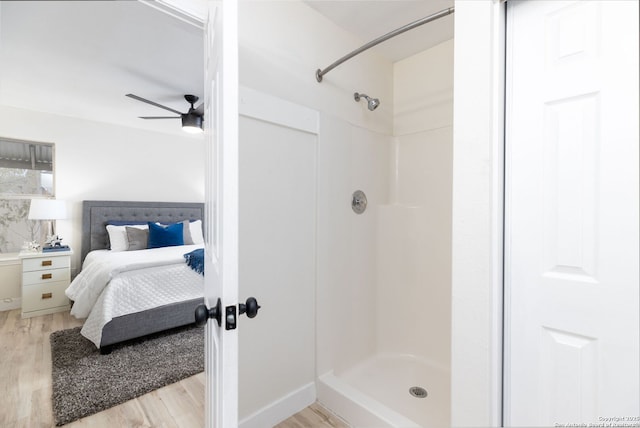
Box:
81;200;205;263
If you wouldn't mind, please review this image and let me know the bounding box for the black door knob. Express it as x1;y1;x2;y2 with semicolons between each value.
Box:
195;298;222;327
239;297;261;319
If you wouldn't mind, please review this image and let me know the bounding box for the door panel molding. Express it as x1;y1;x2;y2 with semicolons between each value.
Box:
504;1;640;425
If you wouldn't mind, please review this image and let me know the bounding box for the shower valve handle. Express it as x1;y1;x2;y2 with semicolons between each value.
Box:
352;190;368;214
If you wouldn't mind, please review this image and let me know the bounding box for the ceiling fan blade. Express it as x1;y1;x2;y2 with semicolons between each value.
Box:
139;116;181;119
194;103;204;116
126;93;184;115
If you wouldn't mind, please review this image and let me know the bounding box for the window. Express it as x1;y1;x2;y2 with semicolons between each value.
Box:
0;137;55;253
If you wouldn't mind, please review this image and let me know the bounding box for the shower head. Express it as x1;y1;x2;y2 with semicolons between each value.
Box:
354;92;380;111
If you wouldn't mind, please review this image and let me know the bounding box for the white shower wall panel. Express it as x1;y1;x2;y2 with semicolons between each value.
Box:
376;39;454;370
316;114;392;376
394;127;453;209
393;39;454;136
376;204;451;369
316;116;355;377
387;127;453;367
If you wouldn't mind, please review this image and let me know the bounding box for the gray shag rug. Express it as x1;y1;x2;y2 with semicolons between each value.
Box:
50;325;204;426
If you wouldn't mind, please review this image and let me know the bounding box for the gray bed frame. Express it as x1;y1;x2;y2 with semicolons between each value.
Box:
81;200;205;353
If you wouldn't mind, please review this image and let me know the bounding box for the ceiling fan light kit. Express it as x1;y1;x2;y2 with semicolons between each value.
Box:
182;113;203;133
125;93;204;134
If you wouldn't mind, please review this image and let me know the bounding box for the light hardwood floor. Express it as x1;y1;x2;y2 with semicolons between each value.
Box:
0;309;347;427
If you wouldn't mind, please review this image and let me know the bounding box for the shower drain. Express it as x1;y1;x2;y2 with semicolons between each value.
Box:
409;386;428;398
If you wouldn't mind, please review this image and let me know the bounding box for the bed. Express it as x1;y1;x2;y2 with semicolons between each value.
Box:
68;200;205;353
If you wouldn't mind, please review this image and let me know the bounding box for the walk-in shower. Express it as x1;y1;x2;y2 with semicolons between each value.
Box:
315;6;455;428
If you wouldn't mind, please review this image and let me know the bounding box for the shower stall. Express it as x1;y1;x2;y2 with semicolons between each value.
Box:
312;13;455;427
236;2;455;426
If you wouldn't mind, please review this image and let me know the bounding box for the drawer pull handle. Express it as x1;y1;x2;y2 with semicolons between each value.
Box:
41;260;52;266
42;293;52;299
42;273;52;280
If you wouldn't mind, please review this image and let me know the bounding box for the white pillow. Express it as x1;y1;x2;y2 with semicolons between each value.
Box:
106;224;148;251
189;220;204;244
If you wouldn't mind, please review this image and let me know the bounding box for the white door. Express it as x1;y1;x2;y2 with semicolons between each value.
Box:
203;1;239;427
504;1;639;426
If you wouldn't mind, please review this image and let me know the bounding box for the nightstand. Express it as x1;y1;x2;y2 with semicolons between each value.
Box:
19;250;72;318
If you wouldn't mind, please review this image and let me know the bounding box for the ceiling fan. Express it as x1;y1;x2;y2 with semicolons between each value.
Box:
125;93;204;134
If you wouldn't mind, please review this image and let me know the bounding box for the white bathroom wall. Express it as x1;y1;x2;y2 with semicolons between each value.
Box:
0;105;205;273
238;1;393;135
237;0;394;422
451;1;505;426
238;113;317;422
376;40;453;368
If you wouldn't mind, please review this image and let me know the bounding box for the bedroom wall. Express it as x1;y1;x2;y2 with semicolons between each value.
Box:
0;255;21;309
0;104;205;275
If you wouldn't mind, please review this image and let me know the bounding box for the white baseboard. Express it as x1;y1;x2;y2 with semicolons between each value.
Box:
0;297;21;312
239;382;316;428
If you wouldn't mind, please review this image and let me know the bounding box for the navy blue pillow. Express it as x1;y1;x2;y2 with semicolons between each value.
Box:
147;221;184;249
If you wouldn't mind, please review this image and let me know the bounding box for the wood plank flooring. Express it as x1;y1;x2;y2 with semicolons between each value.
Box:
273;403;348;428
0;309;347;427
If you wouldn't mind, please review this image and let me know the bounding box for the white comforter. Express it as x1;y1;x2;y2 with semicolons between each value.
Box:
66;245;204;347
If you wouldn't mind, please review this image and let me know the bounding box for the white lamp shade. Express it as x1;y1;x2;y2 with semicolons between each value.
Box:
28;199;67;220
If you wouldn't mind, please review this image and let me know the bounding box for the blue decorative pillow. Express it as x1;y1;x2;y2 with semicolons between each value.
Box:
158;220;194;245
147;221;184;249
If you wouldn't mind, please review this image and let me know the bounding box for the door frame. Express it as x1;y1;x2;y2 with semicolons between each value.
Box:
451;0;506;426
137;1;237;427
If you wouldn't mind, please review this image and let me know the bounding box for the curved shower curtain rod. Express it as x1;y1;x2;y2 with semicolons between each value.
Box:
315;6;455;83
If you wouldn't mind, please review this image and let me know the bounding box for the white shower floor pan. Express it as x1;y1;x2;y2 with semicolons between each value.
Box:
317;354;450;427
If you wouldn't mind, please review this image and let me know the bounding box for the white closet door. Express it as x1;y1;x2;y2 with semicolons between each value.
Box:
505;1;639;426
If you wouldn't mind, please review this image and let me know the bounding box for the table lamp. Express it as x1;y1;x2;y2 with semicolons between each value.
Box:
28;199;68;251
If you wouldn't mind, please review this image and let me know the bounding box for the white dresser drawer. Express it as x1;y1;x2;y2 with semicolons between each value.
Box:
20;250;73;318
23;268;71;286
22;255;70;272
22;280;69;314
